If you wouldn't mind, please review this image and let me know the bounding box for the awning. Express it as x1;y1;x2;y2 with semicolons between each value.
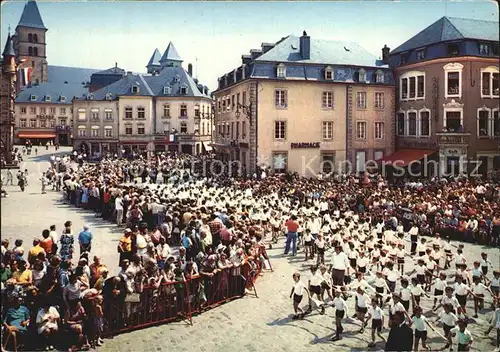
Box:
377;149;436;167
202;141;213;152
18;131;56;138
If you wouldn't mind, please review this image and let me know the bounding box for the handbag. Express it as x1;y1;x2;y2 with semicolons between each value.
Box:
124;293;141;303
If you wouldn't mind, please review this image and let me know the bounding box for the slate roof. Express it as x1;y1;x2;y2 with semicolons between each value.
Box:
147;49;162;67
160;42;182;63
2;34;15;57
391;16;500;54
47;65;100;85
17;0;46;30
87;66;210;101
15;82;89;104
94;66;126;76
255;35;384;67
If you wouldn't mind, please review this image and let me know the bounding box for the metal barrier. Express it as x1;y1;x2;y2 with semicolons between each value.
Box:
104;258;270;336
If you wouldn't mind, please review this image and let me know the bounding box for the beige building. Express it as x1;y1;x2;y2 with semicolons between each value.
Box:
213;32;395;176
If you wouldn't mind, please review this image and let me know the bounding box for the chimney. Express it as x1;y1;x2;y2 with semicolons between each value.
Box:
382;45;390;64
261;42;275;54
241;55;252;65
126;71;132;75
250;49;262;60
300;30;310;60
188;63;193;77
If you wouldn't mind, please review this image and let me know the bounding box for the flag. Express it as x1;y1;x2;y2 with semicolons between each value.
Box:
26;67;31;84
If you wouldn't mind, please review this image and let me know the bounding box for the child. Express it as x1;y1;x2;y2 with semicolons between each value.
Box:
449;320;473;351
471;276;492;318
410;277;427;314
355;287;370;332
93;295;104;346
314;233;326;265
480;252;492;276
396;243;406;275
399;277;412;312
303;229;313;261
366;298;385;348
491;270;500;308
320;265;333;301
290;272;309;319
357;251;368;274
454;275;471;318
410;306;434;351
331;289;348;341
436;303;459;349
484;299;500;351
308;265;325;314
431;272;448;309
373;270;390;307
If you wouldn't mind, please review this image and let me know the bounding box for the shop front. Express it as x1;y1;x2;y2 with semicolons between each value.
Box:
17;130;56;146
55;125;72;146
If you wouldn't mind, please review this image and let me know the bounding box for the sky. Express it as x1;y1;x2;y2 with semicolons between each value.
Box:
1;0;498;91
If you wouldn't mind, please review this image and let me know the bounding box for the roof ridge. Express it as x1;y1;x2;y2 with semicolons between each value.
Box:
443;16;464;41
137;74;154;95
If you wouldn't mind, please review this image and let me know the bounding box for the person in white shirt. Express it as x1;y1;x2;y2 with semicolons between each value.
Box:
330;245;349;289
115;193;124;226
396;243;406;275
471;276;493;318
308;265;324;304
410;307;435;351
303;229;313;261
320;265;333;301
315;233;326;265
484;300;500;351
431;272;448;309
290;272;309;319
366;298;385;348
410;277;427;314
449;320;473;351
454;275;471;317
330;289;348;341
436;303;459;345
355;287;370;332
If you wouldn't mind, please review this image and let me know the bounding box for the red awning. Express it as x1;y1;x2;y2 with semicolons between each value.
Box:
377;149;436;167
18;131;56;138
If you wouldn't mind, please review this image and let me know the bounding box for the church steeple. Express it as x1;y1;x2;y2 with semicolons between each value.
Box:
2;33;16;59
146;48;162;74
16;0;47;30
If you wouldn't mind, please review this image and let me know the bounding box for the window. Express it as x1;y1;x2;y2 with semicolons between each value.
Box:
180;104;187;117
401;78;408;99
374;150;384;161
163;123;170;134
28;47;33;55
242;121;247;137
137;125;145;135
33;34;38;43
374;92;384;109
374;122;384;139
322;121;334;140
124;107;133;119
20;119;27;128
230;122;234;139
478;109;490;136
104;109;112;120
420;110;430;137
49;107;55;114
105;129;112;137
78;129;86;137
409;77;416;98
274;121;286;140
376;71;384;83
479;43;490;55
137;107;145;119
356;121;367;139
237;93;240;106
60;108;66;115
163;104;170;118
59;119;66;126
358;69;366;82
277;64;286;78
242;91;247;106
397;112;406;135
494;110;500;137
481;68;499;97
180;122;187;134
231;95;235;109
105;93;112;101
91;129;99;137
447;72;460;96
30;95;37;102
163;86;171;95
30;107;37;114
125;125;132;135
77;108;86;120
28;33;33;42
321;153;335;173
325;67;333;80
44;95;51;102
49;120;55;128
322;91;333;109
91;108;99;120
400;53;408;65
355;151;366;172
356;92;366;109
416;49;425;60
417;76;424;98
132;85;139;94
275;89;288;108
60;96;66;103
445;111;462;131
40;107;46;114
447;43;460;56
272;152;288;173
20;107;27;114
236;121;240;138
408;111;417;136
195;105;200;117
30;119;36;128
33;47;38;56
180;87;187;95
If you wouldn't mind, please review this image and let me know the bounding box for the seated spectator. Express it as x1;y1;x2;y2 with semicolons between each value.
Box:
12;260;32;287
65;300;89;350
36;299;60;350
28;238;45;265
2;297;30;351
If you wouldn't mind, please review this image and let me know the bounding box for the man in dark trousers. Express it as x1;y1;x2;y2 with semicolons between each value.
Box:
385;311;413;352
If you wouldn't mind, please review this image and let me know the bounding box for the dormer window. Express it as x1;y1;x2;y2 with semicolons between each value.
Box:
174;75;180;83
180;87;187;95
60;96;66;103
416;49;426;60
132;85;139;94
44;95;51;102
358;69;366;83
105;93;112;101
375;70;384;83
87;93;94;100
447;43;460;56
163;86;171;95
479;43;491;56
30;94;37;101
400;53;408;65
277;63;286;78
325;66;333;80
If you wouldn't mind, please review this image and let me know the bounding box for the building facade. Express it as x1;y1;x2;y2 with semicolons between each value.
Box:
72;43;213;156
213;32;395;176
1;34;17;166
389;16;499;176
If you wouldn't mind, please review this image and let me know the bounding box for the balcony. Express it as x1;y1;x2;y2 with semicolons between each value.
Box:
436;132;470;146
179;114;188;119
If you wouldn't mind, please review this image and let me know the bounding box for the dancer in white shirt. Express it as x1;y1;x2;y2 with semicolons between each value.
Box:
331;289;348;341
290;272;310;319
365;298;385;348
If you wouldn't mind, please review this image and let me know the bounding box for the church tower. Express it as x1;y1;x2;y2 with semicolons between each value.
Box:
13;0;48;86
1;33;17;165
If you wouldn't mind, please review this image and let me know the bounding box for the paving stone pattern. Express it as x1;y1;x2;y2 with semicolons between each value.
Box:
1;147;498;352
